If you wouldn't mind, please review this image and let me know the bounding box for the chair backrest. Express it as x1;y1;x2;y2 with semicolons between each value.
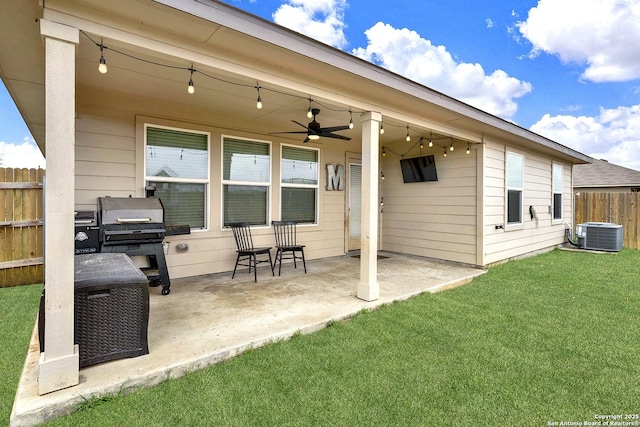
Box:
230;222;254;251
272;221;298;247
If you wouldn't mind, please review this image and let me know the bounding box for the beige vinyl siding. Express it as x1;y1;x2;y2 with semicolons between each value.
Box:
380;144;477;265
75;117;137;210
74;91;352;279
483;140;573;265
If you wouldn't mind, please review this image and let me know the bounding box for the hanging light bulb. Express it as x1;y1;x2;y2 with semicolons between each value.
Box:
380;121;385;135
381;171;385;180
380;197;384;207
420;138;424;150
382;147;386;157
443;147;448;158
187;67;195;94
405;126;411;142
256;86;263;109
449;138;454;151
466;142;471;155
307;99;313;118
349;110;354;129
98;42;108;74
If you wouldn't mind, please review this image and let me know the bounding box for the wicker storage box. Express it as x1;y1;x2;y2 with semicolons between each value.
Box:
74;253;149;367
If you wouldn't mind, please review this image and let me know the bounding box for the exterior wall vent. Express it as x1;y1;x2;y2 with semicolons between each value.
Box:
576;222;623;252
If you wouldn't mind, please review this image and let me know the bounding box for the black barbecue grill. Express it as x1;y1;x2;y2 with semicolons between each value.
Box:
98;196;171;295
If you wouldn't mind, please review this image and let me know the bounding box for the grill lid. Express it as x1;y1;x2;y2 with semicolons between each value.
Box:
99;197;164;225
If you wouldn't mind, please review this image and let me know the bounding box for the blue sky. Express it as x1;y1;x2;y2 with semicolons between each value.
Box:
2;0;640;170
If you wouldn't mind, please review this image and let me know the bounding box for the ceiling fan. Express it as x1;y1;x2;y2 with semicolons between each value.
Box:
271;108;352;143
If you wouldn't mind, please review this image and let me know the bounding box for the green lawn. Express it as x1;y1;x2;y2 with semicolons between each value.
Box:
3;249;640;426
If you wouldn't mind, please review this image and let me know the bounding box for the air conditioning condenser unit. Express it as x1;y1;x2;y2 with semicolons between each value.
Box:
576;222;623;252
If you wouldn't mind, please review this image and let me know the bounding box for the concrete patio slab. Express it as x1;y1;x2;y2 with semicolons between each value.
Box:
10;252;485;426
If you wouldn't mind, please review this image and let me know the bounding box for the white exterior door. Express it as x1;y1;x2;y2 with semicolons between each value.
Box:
347;160;362;251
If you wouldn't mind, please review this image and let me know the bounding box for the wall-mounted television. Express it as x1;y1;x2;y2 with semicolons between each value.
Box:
399;155;438;183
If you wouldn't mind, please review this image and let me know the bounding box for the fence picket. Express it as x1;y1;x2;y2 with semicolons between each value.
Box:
0;167;45;287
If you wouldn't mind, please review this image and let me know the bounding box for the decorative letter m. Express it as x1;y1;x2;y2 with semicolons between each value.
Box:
326;164;345;191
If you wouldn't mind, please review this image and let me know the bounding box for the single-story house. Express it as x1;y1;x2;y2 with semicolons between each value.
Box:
0;0;592;395
573;159;640;193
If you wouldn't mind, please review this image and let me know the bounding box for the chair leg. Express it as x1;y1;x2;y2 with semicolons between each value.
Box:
252;254;258;283
232;254;241;279
268;251;274;276
277;248;283;276
301;248;307;273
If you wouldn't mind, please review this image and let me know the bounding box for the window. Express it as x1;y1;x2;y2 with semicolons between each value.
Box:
553;163;563;220
145;125;209;230
281;145;319;224
506;151;524;225
222;137;270;226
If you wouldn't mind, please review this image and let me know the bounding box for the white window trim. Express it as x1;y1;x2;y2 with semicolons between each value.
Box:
279;143;320;225
552;162;563;222
505;149;524;230
144;123;211;232
220;135;272;229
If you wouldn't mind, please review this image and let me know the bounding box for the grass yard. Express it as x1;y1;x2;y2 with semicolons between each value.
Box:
2;249;640;426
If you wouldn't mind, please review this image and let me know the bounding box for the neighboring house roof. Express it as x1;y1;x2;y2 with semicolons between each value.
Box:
573;159;640;188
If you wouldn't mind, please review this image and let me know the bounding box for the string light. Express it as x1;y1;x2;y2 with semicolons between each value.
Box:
466;141;471;155
84;32;386;134
256;85;263;109
419;138;424;150
307;99;313;118
381;171;385;180
98;41;108;74
449;138;454;151
382;147;386;157
443;147;448;158
405;126;411;142
187;67;195;94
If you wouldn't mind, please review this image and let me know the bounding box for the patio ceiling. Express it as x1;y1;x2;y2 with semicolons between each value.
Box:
0;0;592;164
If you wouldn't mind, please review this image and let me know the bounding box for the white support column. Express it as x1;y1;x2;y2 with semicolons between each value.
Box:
38;19;79;395
357;111;382;301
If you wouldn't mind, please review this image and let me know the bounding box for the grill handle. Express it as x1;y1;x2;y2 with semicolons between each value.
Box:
117;217;152;223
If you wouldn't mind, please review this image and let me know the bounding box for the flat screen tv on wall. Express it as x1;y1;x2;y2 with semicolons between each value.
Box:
400;155;438;183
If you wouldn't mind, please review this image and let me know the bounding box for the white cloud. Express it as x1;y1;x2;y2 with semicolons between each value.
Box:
530;105;640;170
0;138;46;169
352;22;532;119
517;0;640;82
486;18;494;29
272;0;348;49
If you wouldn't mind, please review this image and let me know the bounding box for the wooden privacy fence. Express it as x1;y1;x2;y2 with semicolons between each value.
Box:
0;168;45;287
575;192;640;249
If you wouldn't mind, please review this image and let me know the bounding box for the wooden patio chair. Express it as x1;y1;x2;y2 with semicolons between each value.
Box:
272;220;307;276
230;222;274;283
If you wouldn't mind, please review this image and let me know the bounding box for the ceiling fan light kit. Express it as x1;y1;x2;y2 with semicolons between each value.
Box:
271;108;352;143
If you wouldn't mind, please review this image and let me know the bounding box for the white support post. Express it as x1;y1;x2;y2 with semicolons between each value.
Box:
357;111;382;301
38;19;80;395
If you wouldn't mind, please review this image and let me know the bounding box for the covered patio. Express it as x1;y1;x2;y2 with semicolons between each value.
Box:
11;253;484;426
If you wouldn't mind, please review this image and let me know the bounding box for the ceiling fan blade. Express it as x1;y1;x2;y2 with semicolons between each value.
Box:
322;133;352;140
292;120;313;131
320;125;351;133
269;130;309;135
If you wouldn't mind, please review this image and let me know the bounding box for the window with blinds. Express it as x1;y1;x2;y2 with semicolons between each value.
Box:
553;163;563;220
145;125;209;230
281;145;318;224
506;151;524;225
222;137;271;226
